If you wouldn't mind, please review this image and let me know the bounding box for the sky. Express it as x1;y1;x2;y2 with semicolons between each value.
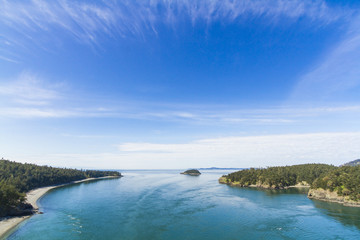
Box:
1;0;360;169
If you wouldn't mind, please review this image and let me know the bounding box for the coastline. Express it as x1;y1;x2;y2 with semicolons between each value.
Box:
308;188;360;208
218;177;310;189
219;177;360;207
0;176;120;239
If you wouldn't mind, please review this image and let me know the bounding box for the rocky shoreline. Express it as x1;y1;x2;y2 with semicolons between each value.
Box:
308;189;360;207
218;177;309;189
219;177;360;207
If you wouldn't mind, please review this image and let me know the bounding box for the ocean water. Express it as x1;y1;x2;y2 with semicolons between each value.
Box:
7;170;360;240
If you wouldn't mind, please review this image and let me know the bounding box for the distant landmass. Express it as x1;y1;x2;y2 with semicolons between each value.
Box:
198;167;244;170
341;159;360;167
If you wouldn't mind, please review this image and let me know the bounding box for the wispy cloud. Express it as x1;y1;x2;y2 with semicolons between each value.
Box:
114;132;360;168
0;107;77;118
0;72;61;106
140;104;360;125
0;0;347;61
1;74;360;123
0;55;19;63
13;132;360;169
1;71;359;123
291;15;360;101
0;72;80;118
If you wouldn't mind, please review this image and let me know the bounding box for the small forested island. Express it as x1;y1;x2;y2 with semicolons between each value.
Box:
0;159;121;218
219;163;360;207
181;169;201;176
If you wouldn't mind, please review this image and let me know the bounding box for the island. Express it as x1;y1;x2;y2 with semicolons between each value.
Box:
181;169;201;176
219;163;360;207
0;159;122;238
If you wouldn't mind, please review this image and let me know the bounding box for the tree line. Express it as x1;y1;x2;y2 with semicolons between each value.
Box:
223;163;360;201
224;164;335;188
312;165;360;201
0;159;121;217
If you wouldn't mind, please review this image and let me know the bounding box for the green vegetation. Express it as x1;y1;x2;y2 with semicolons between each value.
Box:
183;169;201;174
312;165;360;201
222;163;360;202
223;164;335;188
181;169;201;176
0;159;121;217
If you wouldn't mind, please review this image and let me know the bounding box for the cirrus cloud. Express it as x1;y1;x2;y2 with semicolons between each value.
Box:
0;0;348;62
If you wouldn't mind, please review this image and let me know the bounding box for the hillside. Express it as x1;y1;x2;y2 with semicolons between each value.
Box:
310;165;360;203
0;160;121;217
342;159;360;167
220;164;335;189
220;164;360;206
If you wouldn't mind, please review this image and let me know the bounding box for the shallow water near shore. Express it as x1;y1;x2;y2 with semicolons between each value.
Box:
7;170;360;240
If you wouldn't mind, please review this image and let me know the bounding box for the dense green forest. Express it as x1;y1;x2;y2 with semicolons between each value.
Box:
312;165;360;201
0;159;121;217
183;169;201;174
222;164;360;201
223;164;335;188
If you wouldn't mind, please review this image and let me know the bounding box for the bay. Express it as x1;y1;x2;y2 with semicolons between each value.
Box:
7;170;360;240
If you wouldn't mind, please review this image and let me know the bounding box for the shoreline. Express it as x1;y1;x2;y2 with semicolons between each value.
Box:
0;176;120;239
219;177;360;207
218;177;310;189
308;188;360;208
309;196;360;207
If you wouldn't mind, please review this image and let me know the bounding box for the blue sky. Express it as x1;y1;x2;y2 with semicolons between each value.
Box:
1;0;360;169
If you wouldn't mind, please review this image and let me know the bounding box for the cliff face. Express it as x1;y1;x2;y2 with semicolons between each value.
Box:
308;189;360;207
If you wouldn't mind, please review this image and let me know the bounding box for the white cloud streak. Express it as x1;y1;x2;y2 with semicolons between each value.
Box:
114;132;360;168
0;72;61;106
0;72;360;122
1;72;359;123
291;15;360;101
13;132;360;169
0;0;346;60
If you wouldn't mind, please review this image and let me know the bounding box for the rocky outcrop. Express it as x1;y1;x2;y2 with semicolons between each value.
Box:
219;177;309;189
218;177;227;184
308;188;360;207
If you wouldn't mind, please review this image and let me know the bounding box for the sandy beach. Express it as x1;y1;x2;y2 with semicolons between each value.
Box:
0;176;119;239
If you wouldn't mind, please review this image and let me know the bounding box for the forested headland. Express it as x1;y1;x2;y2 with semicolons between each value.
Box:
220;163;360;205
310;165;360;203
0;159;121;217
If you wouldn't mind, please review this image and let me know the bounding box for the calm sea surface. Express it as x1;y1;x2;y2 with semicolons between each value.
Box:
7;170;360;240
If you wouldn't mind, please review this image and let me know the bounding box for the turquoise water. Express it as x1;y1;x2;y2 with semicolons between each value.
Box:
7;170;360;240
